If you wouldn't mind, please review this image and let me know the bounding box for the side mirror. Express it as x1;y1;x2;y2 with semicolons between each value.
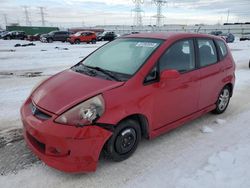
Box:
160;69;180;80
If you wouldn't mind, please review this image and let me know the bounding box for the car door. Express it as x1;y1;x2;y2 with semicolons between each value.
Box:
146;39;200;130
80;32;87;42
58;32;66;41
13;32;18;39
85;32;92;42
62;32;69;41
196;38;225;110
53;32;60;41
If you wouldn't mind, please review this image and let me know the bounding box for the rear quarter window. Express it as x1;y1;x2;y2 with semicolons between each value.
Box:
216;40;228;59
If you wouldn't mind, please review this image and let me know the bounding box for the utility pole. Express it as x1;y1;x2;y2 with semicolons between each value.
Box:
226;9;230;23
153;0;167;27
23;6;31;26
38;7;46;26
3;14;8;27
132;0;144;27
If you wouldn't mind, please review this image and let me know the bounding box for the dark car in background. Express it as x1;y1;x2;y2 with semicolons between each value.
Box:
220;33;235;43
209;31;235;43
0;30;8;39
240;33;250;41
97;31;117;41
40;31;71;43
27;33;41;41
2;31;27;40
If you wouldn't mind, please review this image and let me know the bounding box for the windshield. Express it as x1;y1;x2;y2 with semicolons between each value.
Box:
81;38;162;76
48;31;56;35
74;32;82;36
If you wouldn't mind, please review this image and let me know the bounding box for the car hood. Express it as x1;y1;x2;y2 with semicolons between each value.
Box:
32;69;124;115
2;33;9;37
41;34;50;37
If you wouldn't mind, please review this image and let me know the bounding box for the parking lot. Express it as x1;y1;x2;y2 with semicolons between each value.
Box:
0;38;250;187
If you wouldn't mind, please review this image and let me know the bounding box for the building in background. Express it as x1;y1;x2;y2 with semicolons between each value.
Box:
6;26;59;35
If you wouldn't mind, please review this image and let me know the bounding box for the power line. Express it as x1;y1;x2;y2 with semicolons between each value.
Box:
226;9;230;23
132;0;144;27
38;7;46;26
3;14;8;26
23;6;31;26
153;0;167;27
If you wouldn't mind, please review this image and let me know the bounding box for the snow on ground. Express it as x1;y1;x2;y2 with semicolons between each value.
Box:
0;40;106;130
0;39;250;188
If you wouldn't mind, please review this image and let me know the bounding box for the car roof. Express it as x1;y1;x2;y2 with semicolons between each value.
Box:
77;31;95;33
122;32;219;41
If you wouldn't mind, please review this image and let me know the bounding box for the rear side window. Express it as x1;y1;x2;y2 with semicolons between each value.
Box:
216;40;228;59
197;39;218;67
159;40;195;73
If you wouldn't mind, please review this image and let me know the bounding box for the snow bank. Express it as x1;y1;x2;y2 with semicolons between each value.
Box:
177;144;250;188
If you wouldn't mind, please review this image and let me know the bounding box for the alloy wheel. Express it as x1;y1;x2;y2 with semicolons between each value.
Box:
218;88;230;111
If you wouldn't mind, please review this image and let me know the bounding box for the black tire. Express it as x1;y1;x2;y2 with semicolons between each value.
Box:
47;38;53;43
91;39;96;44
104;119;141;162
75;39;80;44
212;85;231;114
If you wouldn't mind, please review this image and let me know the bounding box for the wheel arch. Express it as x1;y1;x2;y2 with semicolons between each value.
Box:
224;82;233;97
116;114;150;139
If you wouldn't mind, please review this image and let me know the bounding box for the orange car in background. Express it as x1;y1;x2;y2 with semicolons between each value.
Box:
67;31;97;44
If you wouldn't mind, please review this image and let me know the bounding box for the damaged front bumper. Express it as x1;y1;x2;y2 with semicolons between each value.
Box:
20;99;113;173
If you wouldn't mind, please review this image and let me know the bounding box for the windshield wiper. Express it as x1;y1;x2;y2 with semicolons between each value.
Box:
85;66;121;81
72;64;96;76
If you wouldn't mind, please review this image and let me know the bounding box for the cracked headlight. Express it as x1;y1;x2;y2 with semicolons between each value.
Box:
55;95;105;127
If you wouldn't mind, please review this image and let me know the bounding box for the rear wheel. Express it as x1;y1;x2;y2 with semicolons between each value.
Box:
104;119;141;162
47;38;53;43
212;86;231;114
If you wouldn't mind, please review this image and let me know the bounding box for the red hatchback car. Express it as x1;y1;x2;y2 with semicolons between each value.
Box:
21;32;235;173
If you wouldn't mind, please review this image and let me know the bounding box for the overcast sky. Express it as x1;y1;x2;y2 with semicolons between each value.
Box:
0;0;250;28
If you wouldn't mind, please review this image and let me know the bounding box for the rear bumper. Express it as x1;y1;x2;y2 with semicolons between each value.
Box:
21;99;112;173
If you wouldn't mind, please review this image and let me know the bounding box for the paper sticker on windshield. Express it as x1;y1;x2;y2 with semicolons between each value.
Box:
136;42;158;48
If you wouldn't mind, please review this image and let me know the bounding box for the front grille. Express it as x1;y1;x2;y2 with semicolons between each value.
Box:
30;102;51;120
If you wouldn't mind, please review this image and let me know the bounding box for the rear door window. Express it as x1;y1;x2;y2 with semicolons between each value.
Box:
197;39;218;67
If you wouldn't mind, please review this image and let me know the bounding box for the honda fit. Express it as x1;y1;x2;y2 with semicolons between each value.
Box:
21;32;235;173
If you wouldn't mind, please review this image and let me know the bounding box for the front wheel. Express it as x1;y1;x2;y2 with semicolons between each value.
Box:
104;119;141;162
212;86;231;114
47;38;53;43
75;39;80;44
